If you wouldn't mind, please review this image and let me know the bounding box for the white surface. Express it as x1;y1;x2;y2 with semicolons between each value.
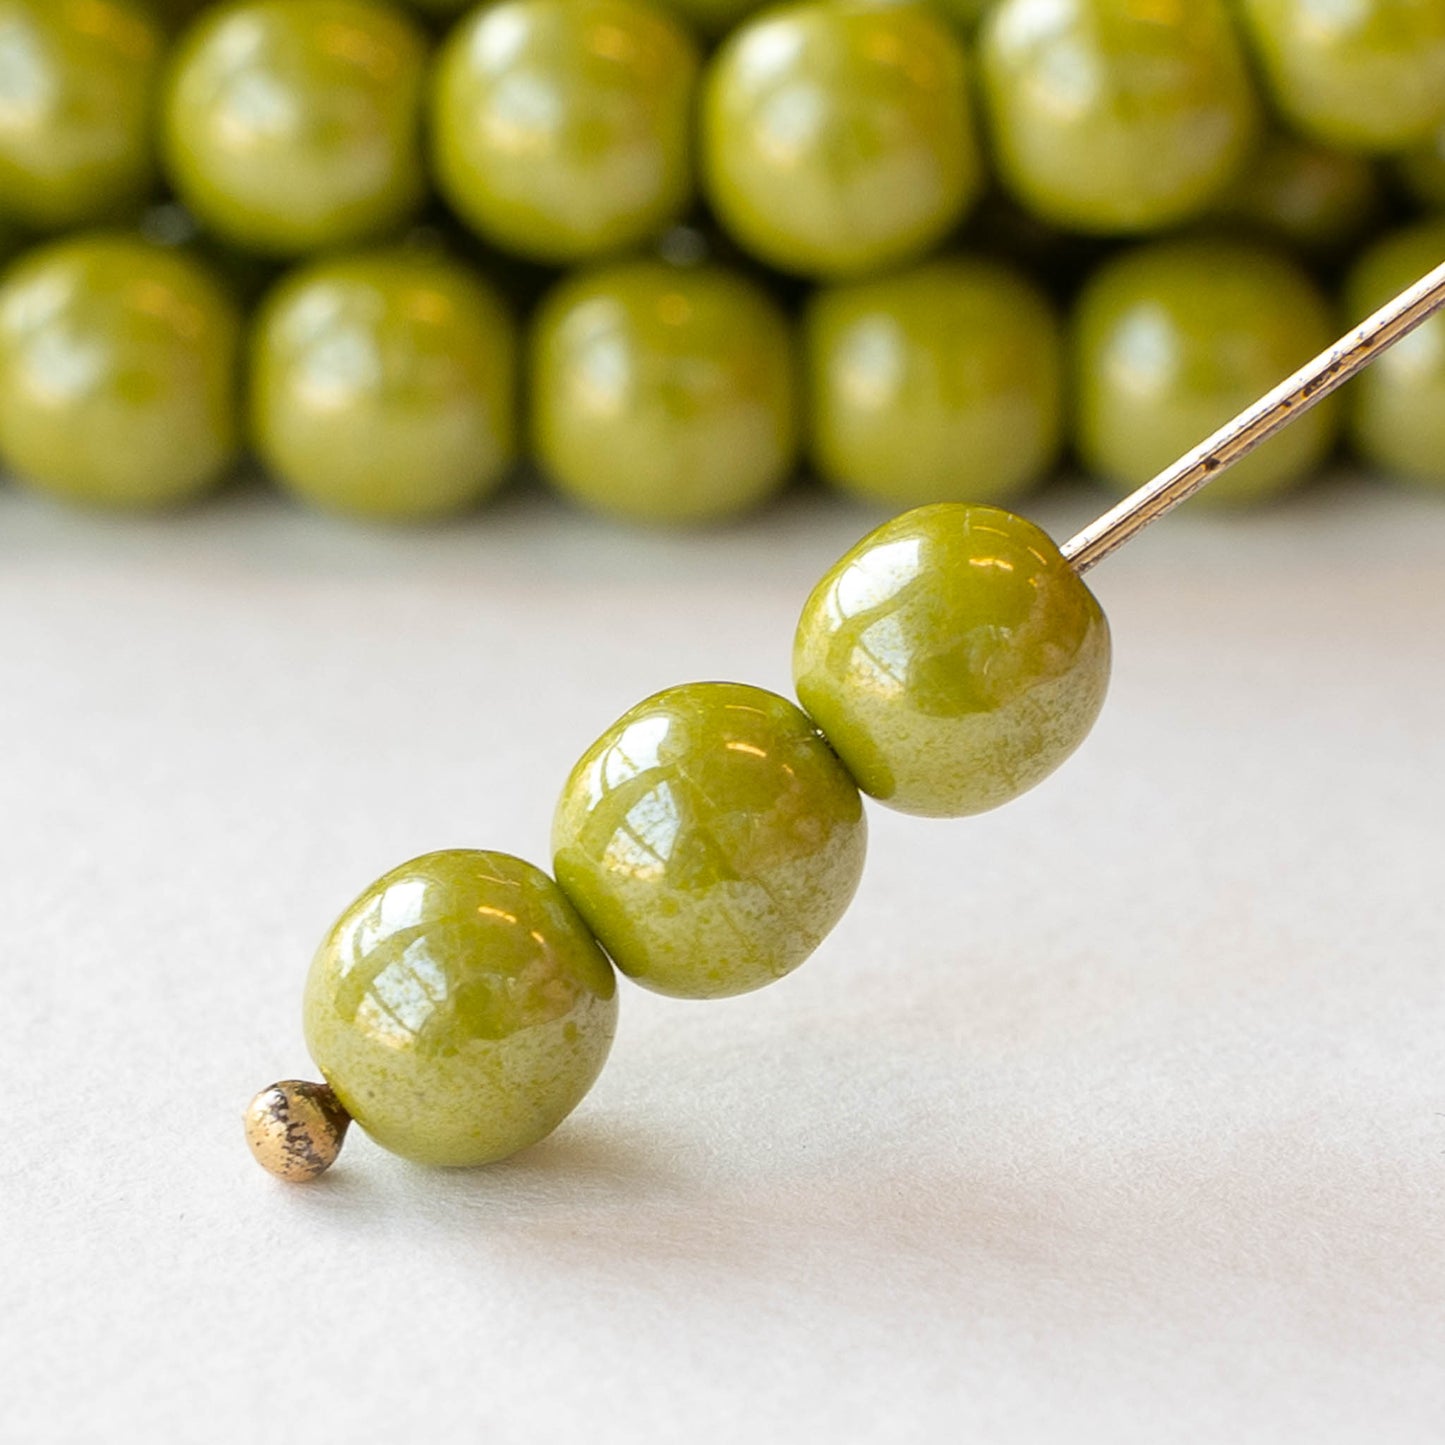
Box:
1;477;1442;1444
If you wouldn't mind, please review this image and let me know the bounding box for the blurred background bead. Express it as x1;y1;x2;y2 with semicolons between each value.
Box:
530;260;798;524
553;682;867;999
1239;0;1445;154
304;850;618;1168
0;0;161;231
979;0;1259;234
250;248;517;521
161;0;428;256
244;1080;351;1181
1073;238;1341;507
1346;220;1445;489
805;256;1064;509
702;0;982;278
431;0;698;264
0;234;241;508
794;504;1111;818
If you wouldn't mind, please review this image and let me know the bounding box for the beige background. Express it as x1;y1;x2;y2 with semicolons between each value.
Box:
2;475;1441;1442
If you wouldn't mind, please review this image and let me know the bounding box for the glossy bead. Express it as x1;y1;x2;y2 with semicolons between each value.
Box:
0;0;161;231
244;1080;351;1182
1238;0;1445;153
979;0;1258;234
793;504;1110;818
303;850;617;1168
701;1;982;278
0;234;241;509
805;257;1063;509
1074;239;1340;506
530;260;798;524
161;0;428;256
1345;221;1445;489
431;0;698;264
250;250;517;522
553;683;866;999
1210;133;1384;260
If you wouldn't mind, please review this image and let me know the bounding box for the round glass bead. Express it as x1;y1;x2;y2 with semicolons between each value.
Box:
250;249;517;521
303;850;618;1168
805;257;1064;509
793;504;1111;819
0;234;240;509
553;683;866;999
161;0;428;256
701;0;982;278
1073;238;1340;507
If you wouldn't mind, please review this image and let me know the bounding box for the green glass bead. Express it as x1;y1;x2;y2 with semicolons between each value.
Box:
793;504;1110;819
1345;221;1445;489
1209;133;1384;259
0;234;240;509
530;260;798;524
303;849;618;1168
1239;0;1445;153
553;682;866;999
0;0;161;231
805;257;1063;509
250;249;517;522
161;0;428;257
431;0;698;265
979;0;1258;234
701;0;982;279
1074;239;1340;507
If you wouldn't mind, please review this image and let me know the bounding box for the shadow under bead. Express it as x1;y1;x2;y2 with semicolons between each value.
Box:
244;1080;352;1182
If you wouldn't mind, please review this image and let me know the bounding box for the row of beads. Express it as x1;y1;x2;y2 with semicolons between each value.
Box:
9;221;1445;522
254;502;1108;1173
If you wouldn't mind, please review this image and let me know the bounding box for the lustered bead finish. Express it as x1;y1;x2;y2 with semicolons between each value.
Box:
1074;238;1340;506
303;850;617;1168
0;0;161;231
0;234;241;508
794;504;1110;819
530;260;798;524
979;0;1258;234
1239;0;1445;153
431;0;698;264
1345;221;1445;489
161;0;428;256
701;0;982;278
805;257;1063;508
250;249;517;521
553;683;866;999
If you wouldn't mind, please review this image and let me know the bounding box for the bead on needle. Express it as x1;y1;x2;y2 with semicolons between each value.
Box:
1061;259;1445;574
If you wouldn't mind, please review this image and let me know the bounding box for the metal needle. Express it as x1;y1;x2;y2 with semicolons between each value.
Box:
1061;259;1445;575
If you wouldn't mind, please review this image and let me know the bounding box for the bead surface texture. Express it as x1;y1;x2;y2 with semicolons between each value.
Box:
794;504;1111;819
553;682;866;999
303;849;617;1167
244;1080;351;1182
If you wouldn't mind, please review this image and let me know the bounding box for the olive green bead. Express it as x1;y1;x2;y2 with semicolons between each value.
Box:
1345;221;1445;489
0;234;240;509
0;0;161;231
553;683;866;999
979;0;1258;234
431;0;698;264
701;1;982;279
1210;133;1384;260
530;260;798;524
303;849;618;1168
161;0;428;257
250;250;517;522
805;257;1063;509
794;504;1110;819
1074;239;1340;507
1238;0;1445;153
